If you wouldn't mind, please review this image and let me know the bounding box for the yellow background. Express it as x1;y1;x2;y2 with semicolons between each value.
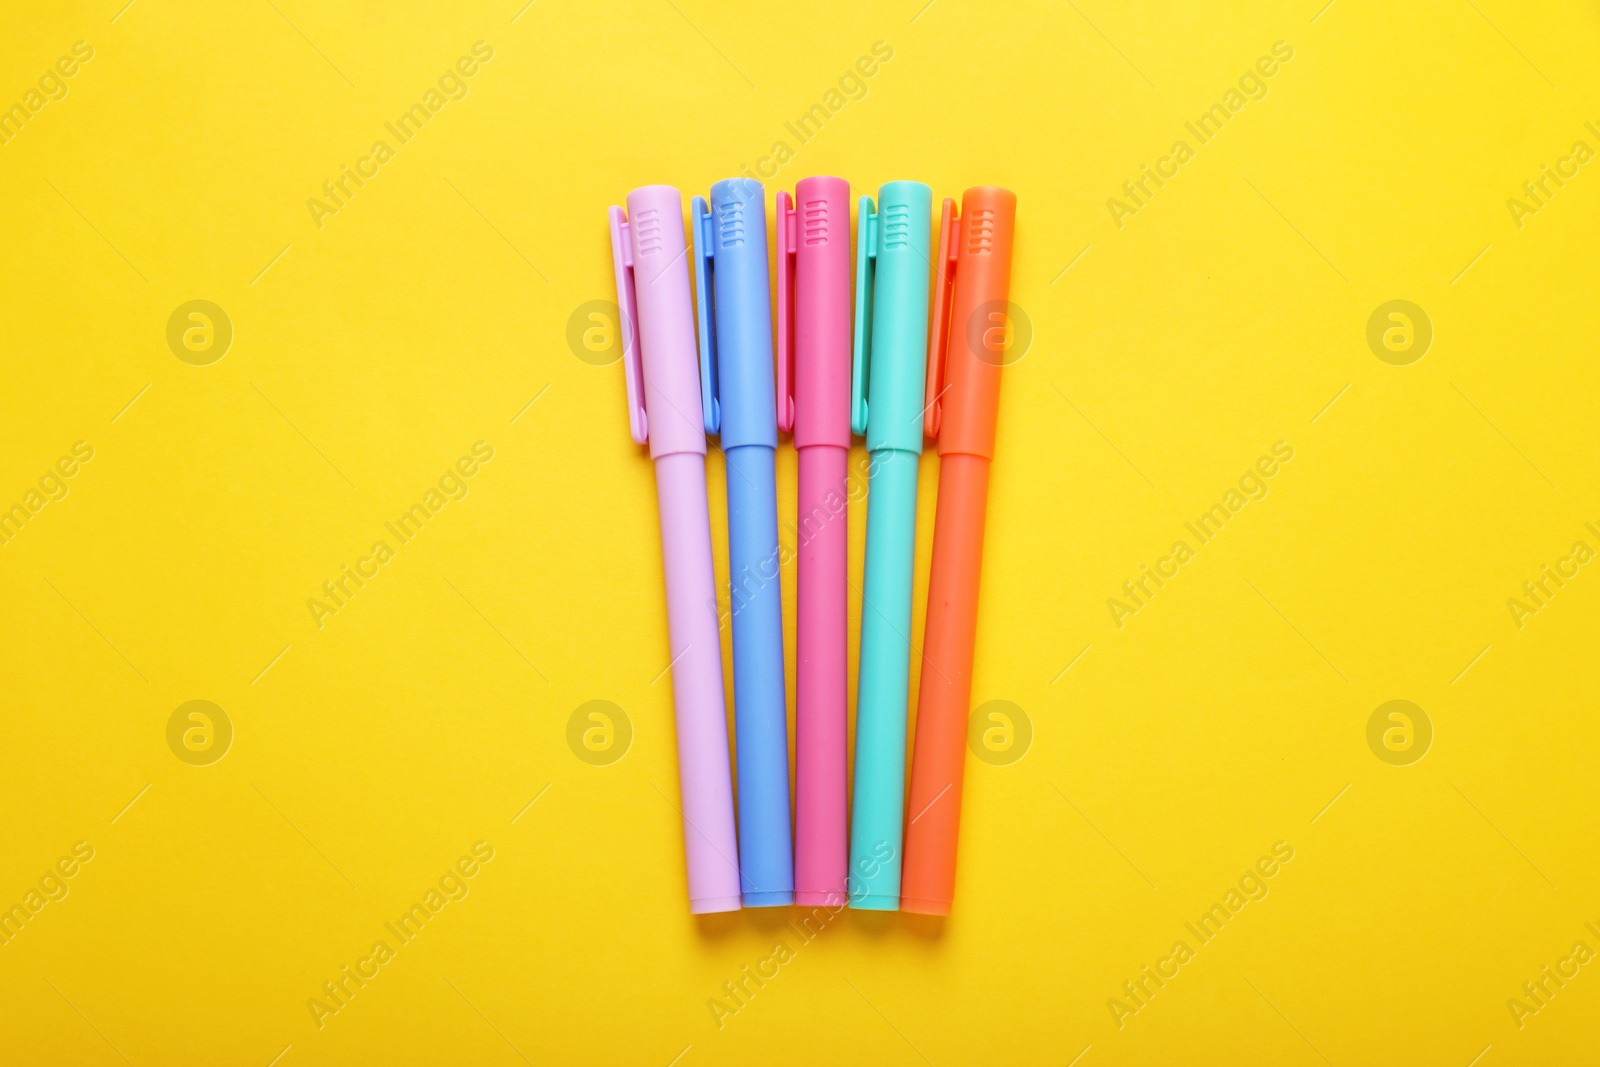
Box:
2;0;1599;1063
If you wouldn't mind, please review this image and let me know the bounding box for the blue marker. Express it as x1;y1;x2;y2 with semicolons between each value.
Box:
693;178;794;907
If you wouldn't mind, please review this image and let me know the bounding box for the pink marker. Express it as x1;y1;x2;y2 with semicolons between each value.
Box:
776;177;853;906
610;187;742;913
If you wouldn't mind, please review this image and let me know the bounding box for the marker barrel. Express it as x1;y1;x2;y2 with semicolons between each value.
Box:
899;453;989;914
725;442;794;906
654;452;743;913
794;444;849;905
848;447;919;908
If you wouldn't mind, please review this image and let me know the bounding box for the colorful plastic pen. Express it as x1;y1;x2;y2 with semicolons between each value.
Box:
691;178;794;908
609;186;742;914
775;176;852;906
847;180;932;910
901;186;1018;915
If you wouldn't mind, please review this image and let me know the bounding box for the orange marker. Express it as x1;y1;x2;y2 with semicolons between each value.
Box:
900;186;1017;915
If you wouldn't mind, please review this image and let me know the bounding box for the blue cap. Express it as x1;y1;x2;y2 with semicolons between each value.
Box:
693;178;777;450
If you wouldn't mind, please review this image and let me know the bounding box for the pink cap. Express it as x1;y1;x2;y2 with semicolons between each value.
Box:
777;176;853;450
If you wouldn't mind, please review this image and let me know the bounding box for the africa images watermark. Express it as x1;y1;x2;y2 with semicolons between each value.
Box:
1506;921;1600;1031
306;441;495;629
712;449;885;632
1506;120;1600;231
1107;441;1295;628
1505;521;1600;631
1;40;95;148
0;441;95;549
1106;40;1295;229
735;41;895;183
705;842;896;1031
0;841;96;948
567;700;632;766
1108;840;1296;1029
307;841;496;1029
306;41;496;229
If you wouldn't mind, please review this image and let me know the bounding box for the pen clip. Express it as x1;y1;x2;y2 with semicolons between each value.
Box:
775;190;797;434
850;196;876;437
608;206;648;446
691;196;720;435
924;197;959;441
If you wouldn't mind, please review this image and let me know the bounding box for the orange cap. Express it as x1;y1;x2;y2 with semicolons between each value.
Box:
924;186;1018;457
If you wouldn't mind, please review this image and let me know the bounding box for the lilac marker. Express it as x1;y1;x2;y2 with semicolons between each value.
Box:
609;187;741;912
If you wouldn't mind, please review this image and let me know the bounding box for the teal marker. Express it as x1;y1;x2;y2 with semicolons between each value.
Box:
848;181;931;910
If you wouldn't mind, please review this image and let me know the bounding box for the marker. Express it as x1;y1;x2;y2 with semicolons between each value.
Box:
901;186;1018;915
848;180;932;910
775;176;852;906
692;178;794;907
609;186;742;913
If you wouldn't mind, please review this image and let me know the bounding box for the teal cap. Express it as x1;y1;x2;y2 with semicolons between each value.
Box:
852;181;932;454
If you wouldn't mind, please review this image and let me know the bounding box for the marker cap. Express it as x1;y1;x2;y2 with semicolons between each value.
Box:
852;180;932;454
610;186;708;460
925;186;1017;458
693;178;778;450
778;175;853;450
